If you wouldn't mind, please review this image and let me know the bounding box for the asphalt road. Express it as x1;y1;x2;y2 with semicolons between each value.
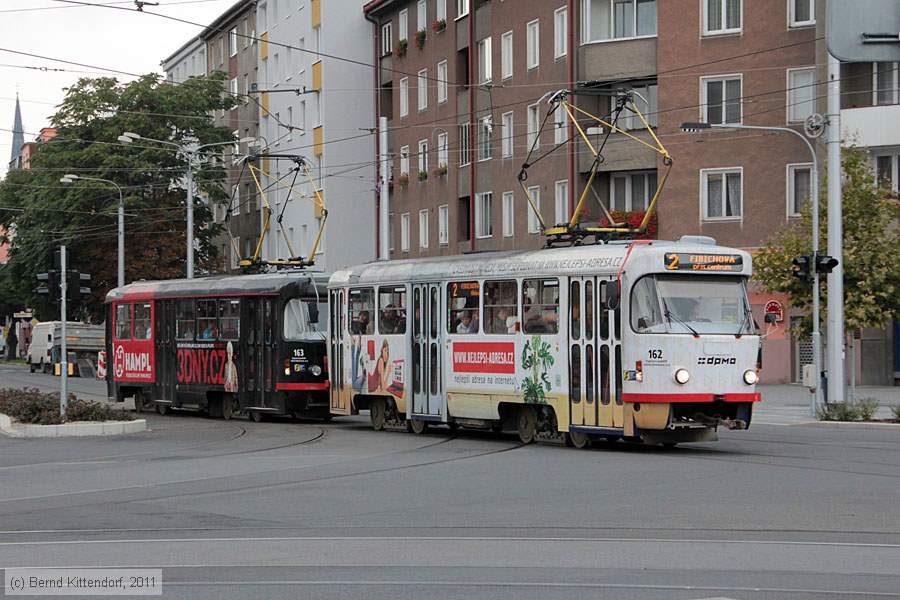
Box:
1;365;898;600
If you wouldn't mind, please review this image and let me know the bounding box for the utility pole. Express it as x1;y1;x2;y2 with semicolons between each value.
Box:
59;246;68;421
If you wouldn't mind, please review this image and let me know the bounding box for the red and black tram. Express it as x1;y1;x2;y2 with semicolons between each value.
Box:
104;272;330;421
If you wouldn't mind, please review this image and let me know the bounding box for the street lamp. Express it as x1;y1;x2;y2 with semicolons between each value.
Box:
59;174;125;288
118;132;254;279
680;121;822;416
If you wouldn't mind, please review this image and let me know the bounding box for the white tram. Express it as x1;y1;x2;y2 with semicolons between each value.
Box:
327;236;761;446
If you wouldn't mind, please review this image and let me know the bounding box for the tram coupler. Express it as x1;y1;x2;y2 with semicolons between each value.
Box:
689;413;747;430
721;418;748;430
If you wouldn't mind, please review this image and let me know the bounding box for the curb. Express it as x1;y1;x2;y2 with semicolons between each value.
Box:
798;420;900;430
0;413;146;438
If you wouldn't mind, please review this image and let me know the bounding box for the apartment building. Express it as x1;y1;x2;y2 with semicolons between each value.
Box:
161;37;207;85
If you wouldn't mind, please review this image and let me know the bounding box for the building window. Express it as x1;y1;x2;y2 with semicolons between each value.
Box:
704;0;741;35
231;237;240;269
788;163;812;216
527;103;540;150
875;62;899;105
401;213;410;252
702;168;742;220
501;111;514;158
789;0;814;27
554;103;569;144
502;191;515;237
437;0;447;22
381;22;393;55
439;204;449;245
229;27;238;56
702;75;742;124
400;145;410;176
554;7;567;58
526;20;540;69
527;185;542;233
478;117;493;161
389;212;395;252
582;0;657;42
400;77;409;117
417;0;427;30
476;192;493;238
458;0;469;18
399;9;408;42
437;60;448;103
437;132;449;169
287;106;293;140
230;77;238;98
459;122;471;166
555;180;569;224
418;139;428;175
620;83;658;129
500;31;513;80
231;185;240;216
787;68;816;123
478;37;492;84
419;209;429;248
418;69;428;111
611;170;657;211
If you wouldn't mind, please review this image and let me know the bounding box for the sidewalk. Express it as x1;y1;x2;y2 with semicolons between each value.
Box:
754;384;900;426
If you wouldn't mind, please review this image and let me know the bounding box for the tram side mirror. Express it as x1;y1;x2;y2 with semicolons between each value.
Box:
606;281;620;310
764;313;777;324
308;302;320;324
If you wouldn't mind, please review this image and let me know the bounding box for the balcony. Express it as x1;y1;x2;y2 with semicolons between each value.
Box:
841;104;900;149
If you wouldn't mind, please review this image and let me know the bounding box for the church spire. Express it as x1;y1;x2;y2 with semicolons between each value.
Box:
10;93;25;163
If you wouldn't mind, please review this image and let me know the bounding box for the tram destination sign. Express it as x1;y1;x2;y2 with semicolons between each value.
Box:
665;253;743;272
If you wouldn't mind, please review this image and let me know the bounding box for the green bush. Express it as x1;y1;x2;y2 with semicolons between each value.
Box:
817;401;862;421
856;397;880;421
0;388;135;425
891;405;900;422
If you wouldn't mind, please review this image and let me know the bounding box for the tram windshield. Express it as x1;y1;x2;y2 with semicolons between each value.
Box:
631;275;754;336
283;298;328;339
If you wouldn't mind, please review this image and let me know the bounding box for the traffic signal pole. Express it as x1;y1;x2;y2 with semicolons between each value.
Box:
59;246;68;421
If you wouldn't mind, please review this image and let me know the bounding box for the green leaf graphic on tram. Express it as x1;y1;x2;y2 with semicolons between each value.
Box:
521;335;554;404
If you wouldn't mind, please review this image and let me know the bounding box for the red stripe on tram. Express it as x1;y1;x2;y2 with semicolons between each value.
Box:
623;393;761;403
276;382;330;391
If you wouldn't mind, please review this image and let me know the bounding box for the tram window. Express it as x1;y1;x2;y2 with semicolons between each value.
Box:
599;281;609;340
134;302;152;340
115;303;132;340
175;300;195;340
348;288;375;335
283;299;326;339
600;346;610;405
484;280;518;334
448;281;480;334
429;287;438;338
522;279;559;334
585;281;594;341
413;288;421;338
630;277;663;333
378;286;407;334
570;281;581;340
219;299;240;340
197;299;218;339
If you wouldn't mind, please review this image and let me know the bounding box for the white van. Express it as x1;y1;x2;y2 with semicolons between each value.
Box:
27;322;105;375
27;322;55;373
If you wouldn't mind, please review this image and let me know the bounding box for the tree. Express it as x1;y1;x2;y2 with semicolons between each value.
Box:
753;146;900;336
0;74;240;321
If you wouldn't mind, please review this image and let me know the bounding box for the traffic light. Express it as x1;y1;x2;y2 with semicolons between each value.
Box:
815;255;838;274
66;270;91;301
791;255;811;283
36;271;59;301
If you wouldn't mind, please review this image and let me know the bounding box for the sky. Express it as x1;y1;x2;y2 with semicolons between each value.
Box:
0;0;237;178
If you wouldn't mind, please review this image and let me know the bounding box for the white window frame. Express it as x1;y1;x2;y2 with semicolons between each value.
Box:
419;209;429;249
400;145;410;176
874;62;899;106
787;67;816;123
437;60;448;104
401;213;411;252
610;170;657;211
581;0;658;42
701;167;743;221
400;77;409;117
381;22;393;56
475;192;493;239
459;122;471;166
526;20;540;69
554;180;569;224
478;117;493;162
527;103;540;150
418;139;428;175
554;7;567;59
502;191;515;237
498;33;514;84
437;0;447;22
231;184;240;216
703;0;742;36
229;27;238;56
701;74;742;124
501;111;514;158
478;37;492;84
787;163;812;217
789;0;815;27
527;185;542;233
418;69;428;111
458;0;469;19
439;204;449;245
554;103;569;144
437;132;449;168
399;9;409;42
231;236;240;269
618;83;658;130
389;212;395;252
417;0;427;31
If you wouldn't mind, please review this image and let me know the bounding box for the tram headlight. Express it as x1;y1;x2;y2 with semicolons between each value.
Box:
310;364;322;376
674;368;691;385
743;369;759;385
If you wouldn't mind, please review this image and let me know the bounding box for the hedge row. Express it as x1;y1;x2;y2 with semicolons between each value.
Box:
0;388;135;425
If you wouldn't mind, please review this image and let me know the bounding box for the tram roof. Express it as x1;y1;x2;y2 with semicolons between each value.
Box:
330;237;752;286
105;271;330;303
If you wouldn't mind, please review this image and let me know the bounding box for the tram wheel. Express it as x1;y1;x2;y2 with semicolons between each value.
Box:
448;421;460;430
517;405;536;444
370;398;386;431
156;403;168;416
568;431;591;449
321;413;333;423
249;411;263;423
408;419;429;435
222;397;234;420
133;391;145;413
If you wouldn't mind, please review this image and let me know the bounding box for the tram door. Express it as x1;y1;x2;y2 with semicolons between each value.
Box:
411;283;445;419
329;289;349;415
598;279;625;428
155;300;176;402
569;278;598;427
244;298;275;409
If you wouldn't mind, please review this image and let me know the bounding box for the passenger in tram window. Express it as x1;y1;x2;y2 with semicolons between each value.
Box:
201;323;216;339
352;310;371;335
456;311;479;334
380;305;401;334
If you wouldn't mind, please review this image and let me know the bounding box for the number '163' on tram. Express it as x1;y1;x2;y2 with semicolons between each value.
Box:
327;236;761;447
